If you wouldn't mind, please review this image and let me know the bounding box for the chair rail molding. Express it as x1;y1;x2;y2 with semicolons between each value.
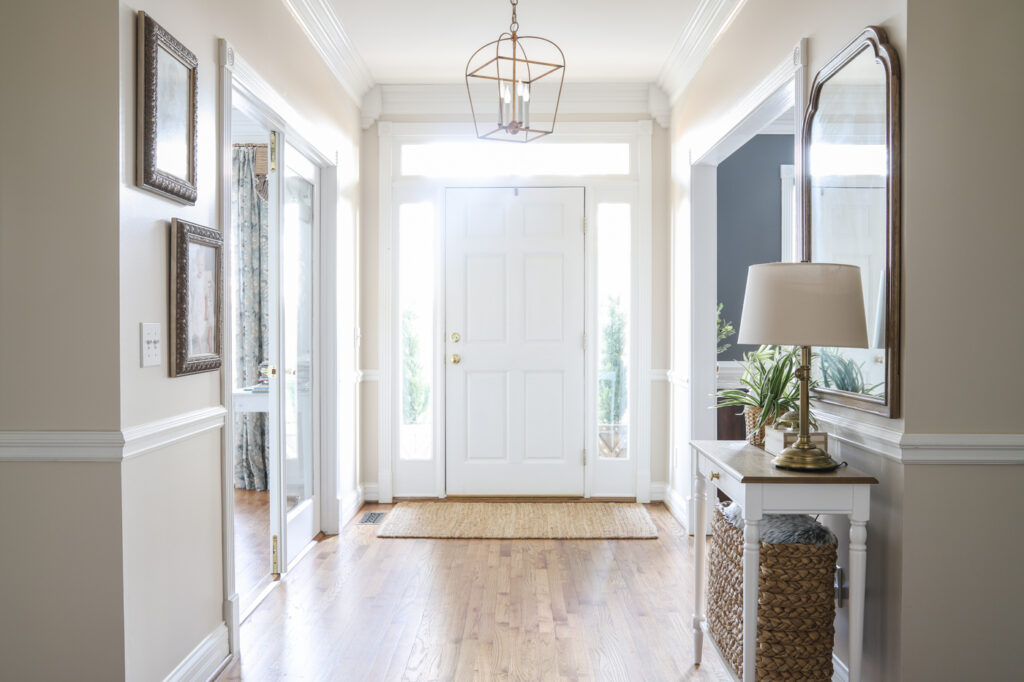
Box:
0;407;227;462
280;0;374;103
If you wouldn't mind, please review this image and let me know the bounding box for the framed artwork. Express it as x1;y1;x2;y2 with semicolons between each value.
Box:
170;219;223;376
137;11;198;205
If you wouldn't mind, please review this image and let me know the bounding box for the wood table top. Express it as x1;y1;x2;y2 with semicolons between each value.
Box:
690;440;879;485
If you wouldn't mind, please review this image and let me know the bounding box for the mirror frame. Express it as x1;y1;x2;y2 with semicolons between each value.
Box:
802;26;902;418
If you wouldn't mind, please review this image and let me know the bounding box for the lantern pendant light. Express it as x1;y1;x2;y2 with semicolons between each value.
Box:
465;0;565;142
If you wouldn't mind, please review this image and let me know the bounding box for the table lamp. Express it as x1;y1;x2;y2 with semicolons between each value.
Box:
738;263;868;471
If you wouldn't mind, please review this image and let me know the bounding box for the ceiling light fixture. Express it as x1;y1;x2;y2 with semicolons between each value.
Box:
465;0;565;142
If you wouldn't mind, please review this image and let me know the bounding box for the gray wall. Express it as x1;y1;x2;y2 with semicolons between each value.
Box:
716;134;793;361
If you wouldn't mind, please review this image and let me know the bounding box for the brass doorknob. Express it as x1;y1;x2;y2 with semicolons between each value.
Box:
261;365;278;377
451;354;461;364
450;331;461;343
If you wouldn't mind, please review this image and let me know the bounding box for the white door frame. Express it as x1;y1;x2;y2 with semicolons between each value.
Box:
671;40;806;534
377;120;654;502
217;40;341;653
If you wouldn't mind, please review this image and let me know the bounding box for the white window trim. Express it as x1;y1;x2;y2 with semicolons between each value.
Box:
377;120;654;502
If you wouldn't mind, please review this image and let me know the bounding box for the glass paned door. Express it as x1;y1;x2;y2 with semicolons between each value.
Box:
281;142;319;566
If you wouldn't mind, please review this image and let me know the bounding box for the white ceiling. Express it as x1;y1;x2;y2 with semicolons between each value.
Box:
327;0;701;84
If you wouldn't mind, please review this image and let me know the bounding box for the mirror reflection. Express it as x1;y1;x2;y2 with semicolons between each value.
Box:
807;47;887;399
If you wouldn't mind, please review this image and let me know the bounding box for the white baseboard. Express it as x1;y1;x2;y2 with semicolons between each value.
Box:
361;482;379;502
649;481;667;501
164;622;230;682
340;486;365;527
663;484;689;531
832;653;850;682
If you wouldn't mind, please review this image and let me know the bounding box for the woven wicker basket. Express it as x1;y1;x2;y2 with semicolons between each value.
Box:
743;406;767;446
707;506;837;681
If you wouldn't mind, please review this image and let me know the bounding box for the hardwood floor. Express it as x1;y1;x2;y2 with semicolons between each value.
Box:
234;488;271;609
219;503;730;681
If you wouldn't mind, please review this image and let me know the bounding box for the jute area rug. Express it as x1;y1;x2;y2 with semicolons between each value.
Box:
376;501;657;539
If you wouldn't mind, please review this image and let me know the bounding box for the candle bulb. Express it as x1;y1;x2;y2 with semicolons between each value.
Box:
515;81;525;128
500;83;512;128
522;82;531;130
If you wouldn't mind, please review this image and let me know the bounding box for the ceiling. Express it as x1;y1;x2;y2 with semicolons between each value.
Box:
328;0;701;84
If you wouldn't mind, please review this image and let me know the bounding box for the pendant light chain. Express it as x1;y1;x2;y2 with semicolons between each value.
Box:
510;0;519;34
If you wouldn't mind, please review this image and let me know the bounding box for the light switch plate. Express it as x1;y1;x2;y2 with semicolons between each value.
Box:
140;322;161;367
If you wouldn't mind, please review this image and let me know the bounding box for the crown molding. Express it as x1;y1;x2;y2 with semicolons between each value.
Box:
281;0;374;104
360;82;669;129
657;0;748;104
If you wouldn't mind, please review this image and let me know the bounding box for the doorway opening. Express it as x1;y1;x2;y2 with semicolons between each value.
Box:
379;122;654;502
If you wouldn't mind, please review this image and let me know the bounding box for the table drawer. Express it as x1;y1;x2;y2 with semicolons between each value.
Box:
698;455;743;502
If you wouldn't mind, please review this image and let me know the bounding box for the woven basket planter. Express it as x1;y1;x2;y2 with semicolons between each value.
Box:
743;406;771;446
707;506;837;681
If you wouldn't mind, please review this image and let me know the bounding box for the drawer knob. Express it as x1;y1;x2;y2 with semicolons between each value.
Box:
709;472;720;481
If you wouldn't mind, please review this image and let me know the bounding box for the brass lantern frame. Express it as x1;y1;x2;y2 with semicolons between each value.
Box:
465;2;565;142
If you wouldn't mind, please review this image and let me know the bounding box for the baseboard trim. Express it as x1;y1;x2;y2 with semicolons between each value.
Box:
164;622;230;682
361;482;380;502
0;407;227;463
340;486;365;526
649;481;667;501
663;484;689;531
832;652;850;682
123;406;228;460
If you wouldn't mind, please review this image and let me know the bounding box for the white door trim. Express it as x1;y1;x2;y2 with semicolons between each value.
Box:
378;120;653;502
671;40;806;534
218;39;341;654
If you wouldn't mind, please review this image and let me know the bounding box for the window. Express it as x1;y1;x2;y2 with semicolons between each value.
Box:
596;203;631;459
398;203;435;460
401;142;630;177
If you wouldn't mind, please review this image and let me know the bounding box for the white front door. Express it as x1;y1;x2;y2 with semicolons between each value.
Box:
445;187;586;496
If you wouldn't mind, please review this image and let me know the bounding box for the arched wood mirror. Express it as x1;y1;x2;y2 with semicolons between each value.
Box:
802;26;901;418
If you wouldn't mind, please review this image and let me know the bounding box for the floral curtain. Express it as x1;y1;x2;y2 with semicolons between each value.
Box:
232;145;270;490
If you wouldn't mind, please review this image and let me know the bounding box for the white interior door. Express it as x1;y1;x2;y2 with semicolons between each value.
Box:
280;142;319;566
445;187;585;496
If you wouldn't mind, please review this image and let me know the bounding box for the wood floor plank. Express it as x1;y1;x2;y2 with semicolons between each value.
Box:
218;504;731;681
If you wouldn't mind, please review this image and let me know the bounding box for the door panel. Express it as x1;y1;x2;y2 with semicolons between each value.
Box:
445;187;585;496
281;142;318;566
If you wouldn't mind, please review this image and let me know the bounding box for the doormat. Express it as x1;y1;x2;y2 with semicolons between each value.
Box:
376;501;657;539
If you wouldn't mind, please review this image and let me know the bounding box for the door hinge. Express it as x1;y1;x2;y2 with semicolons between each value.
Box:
272;534;280;574
582;448;587;466
581;332;587;350
583;216;588;234
269;131;278;172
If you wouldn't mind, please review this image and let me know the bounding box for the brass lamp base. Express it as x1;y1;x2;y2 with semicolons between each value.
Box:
772;444;840;472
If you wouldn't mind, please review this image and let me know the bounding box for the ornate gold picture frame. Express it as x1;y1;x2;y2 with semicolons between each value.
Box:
137;12;198;205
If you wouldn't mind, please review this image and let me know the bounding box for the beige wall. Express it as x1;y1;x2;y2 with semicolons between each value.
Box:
901;0;1024;434
672;0;1024;678
114;0;361;676
668;0;908;677
117;0;362;428
0;463;126;681
121;433;224;680
901;464;1024;680
0;0;121;431
3;0;361;678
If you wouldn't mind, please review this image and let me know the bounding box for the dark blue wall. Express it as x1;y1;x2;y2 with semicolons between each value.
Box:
716;134;794;361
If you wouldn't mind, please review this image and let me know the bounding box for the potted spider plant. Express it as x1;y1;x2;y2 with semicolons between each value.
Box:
715;345;802;446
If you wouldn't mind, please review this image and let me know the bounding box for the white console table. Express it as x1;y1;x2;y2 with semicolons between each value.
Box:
690;440;878;682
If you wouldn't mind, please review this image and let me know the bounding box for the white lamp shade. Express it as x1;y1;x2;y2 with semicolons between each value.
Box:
737;263;869;348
